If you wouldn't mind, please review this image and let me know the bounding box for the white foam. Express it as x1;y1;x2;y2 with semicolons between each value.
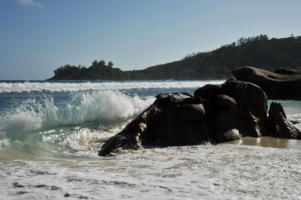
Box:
1;144;301;199
41;125;125;157
0;90;155;140
0;80;225;93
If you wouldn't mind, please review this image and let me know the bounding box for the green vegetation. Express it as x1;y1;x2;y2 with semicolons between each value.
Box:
49;60;128;80
48;34;301;80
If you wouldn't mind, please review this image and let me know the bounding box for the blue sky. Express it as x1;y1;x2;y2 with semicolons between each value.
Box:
0;0;301;80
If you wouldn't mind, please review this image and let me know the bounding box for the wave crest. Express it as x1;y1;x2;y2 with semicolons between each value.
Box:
0;90;155;140
0;80;225;94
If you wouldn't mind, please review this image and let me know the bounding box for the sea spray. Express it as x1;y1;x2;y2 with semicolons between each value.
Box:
0;90;155;143
42;90;155;127
0;98;44;140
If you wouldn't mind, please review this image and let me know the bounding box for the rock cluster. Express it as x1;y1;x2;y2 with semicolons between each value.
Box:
99;79;300;156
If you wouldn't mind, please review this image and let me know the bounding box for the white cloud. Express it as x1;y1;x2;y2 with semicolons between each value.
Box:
17;0;44;7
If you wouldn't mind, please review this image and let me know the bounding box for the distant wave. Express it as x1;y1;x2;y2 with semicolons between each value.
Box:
0;80;225;94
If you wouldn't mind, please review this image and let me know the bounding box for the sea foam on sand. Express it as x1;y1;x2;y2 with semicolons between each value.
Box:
1;144;301;199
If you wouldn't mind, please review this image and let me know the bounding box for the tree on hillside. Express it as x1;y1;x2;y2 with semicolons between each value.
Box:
108;61;114;67
92;60;98;66
99;60;105;65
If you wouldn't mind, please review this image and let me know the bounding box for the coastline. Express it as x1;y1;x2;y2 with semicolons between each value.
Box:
1;79;301;199
1;143;301;199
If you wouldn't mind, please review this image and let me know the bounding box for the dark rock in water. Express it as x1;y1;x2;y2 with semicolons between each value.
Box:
99;93;209;156
194;79;268;140
98;79;301;156
98;135;128;156
268;102;301;139
219;129;242;142
232;66;301;100
274;68;301;75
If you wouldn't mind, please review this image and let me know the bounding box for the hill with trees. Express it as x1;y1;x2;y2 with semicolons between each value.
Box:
48;34;301;80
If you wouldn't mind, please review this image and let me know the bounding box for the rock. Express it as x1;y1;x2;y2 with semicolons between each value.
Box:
273;68;301;75
99;93;209;156
99;79;301;156
267;102;301;139
98;103;152;156
232;66;301;100
98;135;128;156
219;129;242;143
215;95;236;109
194;79;268;140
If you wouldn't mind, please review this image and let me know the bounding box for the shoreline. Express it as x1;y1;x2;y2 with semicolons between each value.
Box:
1;143;301;199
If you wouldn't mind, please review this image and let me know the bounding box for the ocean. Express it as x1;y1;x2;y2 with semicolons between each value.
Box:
1;80;301;199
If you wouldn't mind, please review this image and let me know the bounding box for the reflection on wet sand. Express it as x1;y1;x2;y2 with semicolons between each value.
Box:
222;136;301;150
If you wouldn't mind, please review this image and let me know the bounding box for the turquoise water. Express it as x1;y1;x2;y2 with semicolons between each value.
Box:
0;80;222;160
0;80;301;160
1;80;301;200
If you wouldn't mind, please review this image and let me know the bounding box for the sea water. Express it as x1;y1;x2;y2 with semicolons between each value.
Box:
1;80;301;199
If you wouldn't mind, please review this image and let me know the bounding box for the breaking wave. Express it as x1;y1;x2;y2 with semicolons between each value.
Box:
0;80;225;94
0;90;155;142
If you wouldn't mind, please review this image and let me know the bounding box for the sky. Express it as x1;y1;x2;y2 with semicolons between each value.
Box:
0;0;301;80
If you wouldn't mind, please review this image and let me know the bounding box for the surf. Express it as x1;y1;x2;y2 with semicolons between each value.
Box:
0;80;225;94
0;90;155;154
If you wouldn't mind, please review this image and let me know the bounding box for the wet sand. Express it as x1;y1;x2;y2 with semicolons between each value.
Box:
223;136;301;150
